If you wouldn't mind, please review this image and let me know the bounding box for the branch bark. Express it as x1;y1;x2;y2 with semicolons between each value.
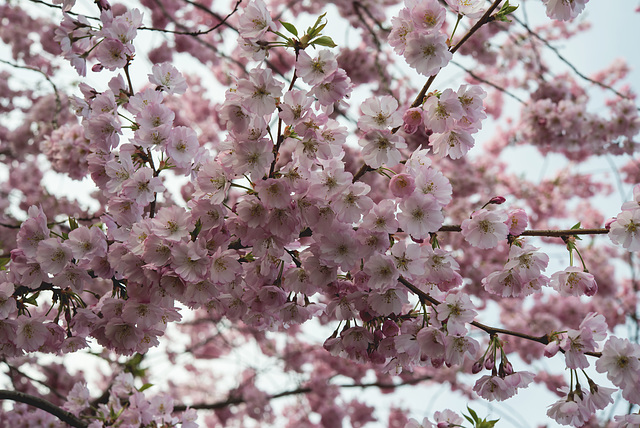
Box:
173;375;433;412
0;390;88;428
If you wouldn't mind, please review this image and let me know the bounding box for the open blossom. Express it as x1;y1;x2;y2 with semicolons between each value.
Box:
445;0;484;18
64;382;91;416
359;129;406;168
236;68;284;116
237;0;275;40
36;238;73;275
504;244;549;281
595;336;640;390
436;292;477;335
296;49;338;86
550;266;597;297
397;193;444;239
410;0;446;32
388;8;413;55
609;209;640;251
473;372;534;401
404;32;452;77
122;167;165;205
429;129;475;159
358;96;403;131
461;209;509;249
542;0;589;21
423;89;464;133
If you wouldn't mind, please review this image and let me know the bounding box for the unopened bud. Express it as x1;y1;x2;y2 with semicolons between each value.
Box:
484;358;494;370
489;196;506;205
471;360;483;374
544;341;560;358
604;217;616;230
503;361;513;375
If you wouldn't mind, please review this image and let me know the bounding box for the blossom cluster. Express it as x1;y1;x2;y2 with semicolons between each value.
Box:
0;0;639;426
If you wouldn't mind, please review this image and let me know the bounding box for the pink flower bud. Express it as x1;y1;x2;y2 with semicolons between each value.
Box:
604;217;616;230
389;173;415;198
484;358;494;370
403;107;423;127
382;319;400;337
489;196;506;204
502;361;513;375
471;360;483;374
544;341;560;358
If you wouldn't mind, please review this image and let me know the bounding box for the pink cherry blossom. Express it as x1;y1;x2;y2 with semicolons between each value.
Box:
461;209;509;249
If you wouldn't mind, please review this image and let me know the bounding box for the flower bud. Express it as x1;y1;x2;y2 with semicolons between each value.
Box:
604;217;616;230
544;341;560;358
389;173;415;198
489;196;506;205
484;358;494;370
471;360;483;374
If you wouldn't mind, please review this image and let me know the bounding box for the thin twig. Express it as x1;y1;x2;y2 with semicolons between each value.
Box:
173;375;433;412
397;276;602;357
450;60;525;103
512;15;637;105
139;0;241;36
0;59;63;129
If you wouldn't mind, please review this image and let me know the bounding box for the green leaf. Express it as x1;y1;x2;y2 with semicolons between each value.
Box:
495;1;519;22
0;257;10;270
570;222;581;230
280;20;298;36
467;406;479;422
463;415;475;426
138;383;154;392
69;217;79;231
311;36;337;48
308;12;327;33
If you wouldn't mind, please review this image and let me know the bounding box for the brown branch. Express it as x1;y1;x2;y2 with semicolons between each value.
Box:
437;225;609;236
397;276;602;357
450;60;525;104
512;15;637;105
173;375;433;412
139;0;241;36
0;390;88;428
0;59;63;129
410;0;503;108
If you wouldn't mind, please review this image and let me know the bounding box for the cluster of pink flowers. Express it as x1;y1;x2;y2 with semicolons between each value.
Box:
3;0;640;426
389;0;452;77
40;124;91;180
517;76;640;161
63;374;197;428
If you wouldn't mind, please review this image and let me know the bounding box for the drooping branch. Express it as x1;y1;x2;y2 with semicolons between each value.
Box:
512;15;637;105
139;0;242;36
0;58;63;129
450;60;525;104
397;276;602;357
173;375;433;412
0;390;88;428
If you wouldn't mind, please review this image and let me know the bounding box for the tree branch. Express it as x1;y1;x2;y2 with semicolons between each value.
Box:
173;375;433;412
397;276;602;357
512;15;637;105
0;390;88;428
